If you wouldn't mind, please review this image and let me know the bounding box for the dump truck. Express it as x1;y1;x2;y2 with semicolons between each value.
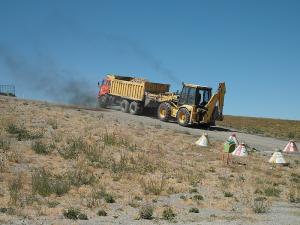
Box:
97;74;226;127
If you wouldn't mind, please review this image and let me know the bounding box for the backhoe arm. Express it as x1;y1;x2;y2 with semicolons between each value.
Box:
203;82;226;123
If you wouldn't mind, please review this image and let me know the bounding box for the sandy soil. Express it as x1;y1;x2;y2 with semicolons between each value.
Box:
0;96;299;225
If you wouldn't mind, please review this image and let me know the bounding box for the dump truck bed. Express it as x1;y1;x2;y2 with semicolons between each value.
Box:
108;75;169;101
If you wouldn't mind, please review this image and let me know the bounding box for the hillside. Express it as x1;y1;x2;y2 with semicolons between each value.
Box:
217;115;300;141
0;96;299;225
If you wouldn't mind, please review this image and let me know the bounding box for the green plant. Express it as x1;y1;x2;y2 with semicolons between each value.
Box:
8;174;23;206
252;197;269;213
97;209;107;216
140;176;166;195
264;187;281;197
58;137;86;159
63;207;81;220
0;137;10;150
139;204;154;220
162;207;176;221
6;124;42;140
189;188;198;193
193;194;204;201
224;192;233;197
32;141;52;155
78;213;88;220
47;201;60;208
189;207;199;213
32;168;70;197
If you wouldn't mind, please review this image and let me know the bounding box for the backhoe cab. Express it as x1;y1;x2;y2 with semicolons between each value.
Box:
158;82;226;127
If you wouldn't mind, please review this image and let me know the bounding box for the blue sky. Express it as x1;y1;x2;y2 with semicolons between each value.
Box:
0;0;299;120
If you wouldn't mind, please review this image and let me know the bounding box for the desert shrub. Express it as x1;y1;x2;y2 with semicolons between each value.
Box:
102;131;119;146
47;201;60;208
0;136;10;150
111;152;130;173
58;137;86;159
289;186;300;203
97;209;107;216
139;204;154;220
6;124;42;140
78;213;88;220
32;141;53;155
47;118;58;129
0;154;7;172
32;169;52;196
290;173;300;184
103;193;115;203
67;161;96;187
252;197;270;213
140;175;166;195
98;189;115;203
162;207;176;221
224;192;234;197
189;207;199;213
189;188;198;193
264;187;281;197
8;174;23;206
193;194;204;201
63;207;81;220
32;168;70;197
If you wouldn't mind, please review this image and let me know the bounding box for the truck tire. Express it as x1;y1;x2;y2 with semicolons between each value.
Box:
177;108;190;127
98;95;109;108
120;99;130;113
158;102;171;122
129;101;141;115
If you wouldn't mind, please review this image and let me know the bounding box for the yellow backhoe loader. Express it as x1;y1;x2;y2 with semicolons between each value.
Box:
157;82;226;126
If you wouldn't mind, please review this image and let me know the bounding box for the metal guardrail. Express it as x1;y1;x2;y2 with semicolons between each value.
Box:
0;85;16;96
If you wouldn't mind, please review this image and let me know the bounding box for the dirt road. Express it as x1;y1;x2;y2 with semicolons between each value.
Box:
102;107;289;154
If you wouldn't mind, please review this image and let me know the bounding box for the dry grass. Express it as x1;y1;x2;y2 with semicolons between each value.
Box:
0;96;299;223
217;115;300;141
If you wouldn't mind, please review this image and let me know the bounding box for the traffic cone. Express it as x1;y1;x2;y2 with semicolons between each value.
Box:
269;149;287;164
232;143;248;157
283;140;298;153
227;133;239;146
195;133;209;147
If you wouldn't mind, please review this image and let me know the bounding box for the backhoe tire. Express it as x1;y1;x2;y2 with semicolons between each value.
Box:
177;108;190;127
98;95;109;108
120;99;130;113
129;101;141;115
158;102;171;122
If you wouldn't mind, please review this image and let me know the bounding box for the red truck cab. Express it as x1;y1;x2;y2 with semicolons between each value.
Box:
98;77;111;97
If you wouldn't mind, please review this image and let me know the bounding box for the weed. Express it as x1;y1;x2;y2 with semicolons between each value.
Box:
78;213;88;220
47;118;58;129
189;207;199;213
102;131;119;146
58;137;86;159
264;187;281;197
0;136;10;150
189;188;198;193
252;197;270;213
32;168;70;197
47;201;60;208
162;207;176;221
0;154;7;172
63;207;81;220
97;209;107;216
140;175;166;195
139;204;154;220
224;192;233;197
8;174;23;206
32;140;52;155
193;194;204;201
6;123;42;140
98;188;115;203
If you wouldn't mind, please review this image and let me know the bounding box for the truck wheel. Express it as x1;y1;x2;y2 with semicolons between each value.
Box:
120;99;130;113
158;102;171;122
129;101;141;115
98;95;108;108
177;108;190;127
